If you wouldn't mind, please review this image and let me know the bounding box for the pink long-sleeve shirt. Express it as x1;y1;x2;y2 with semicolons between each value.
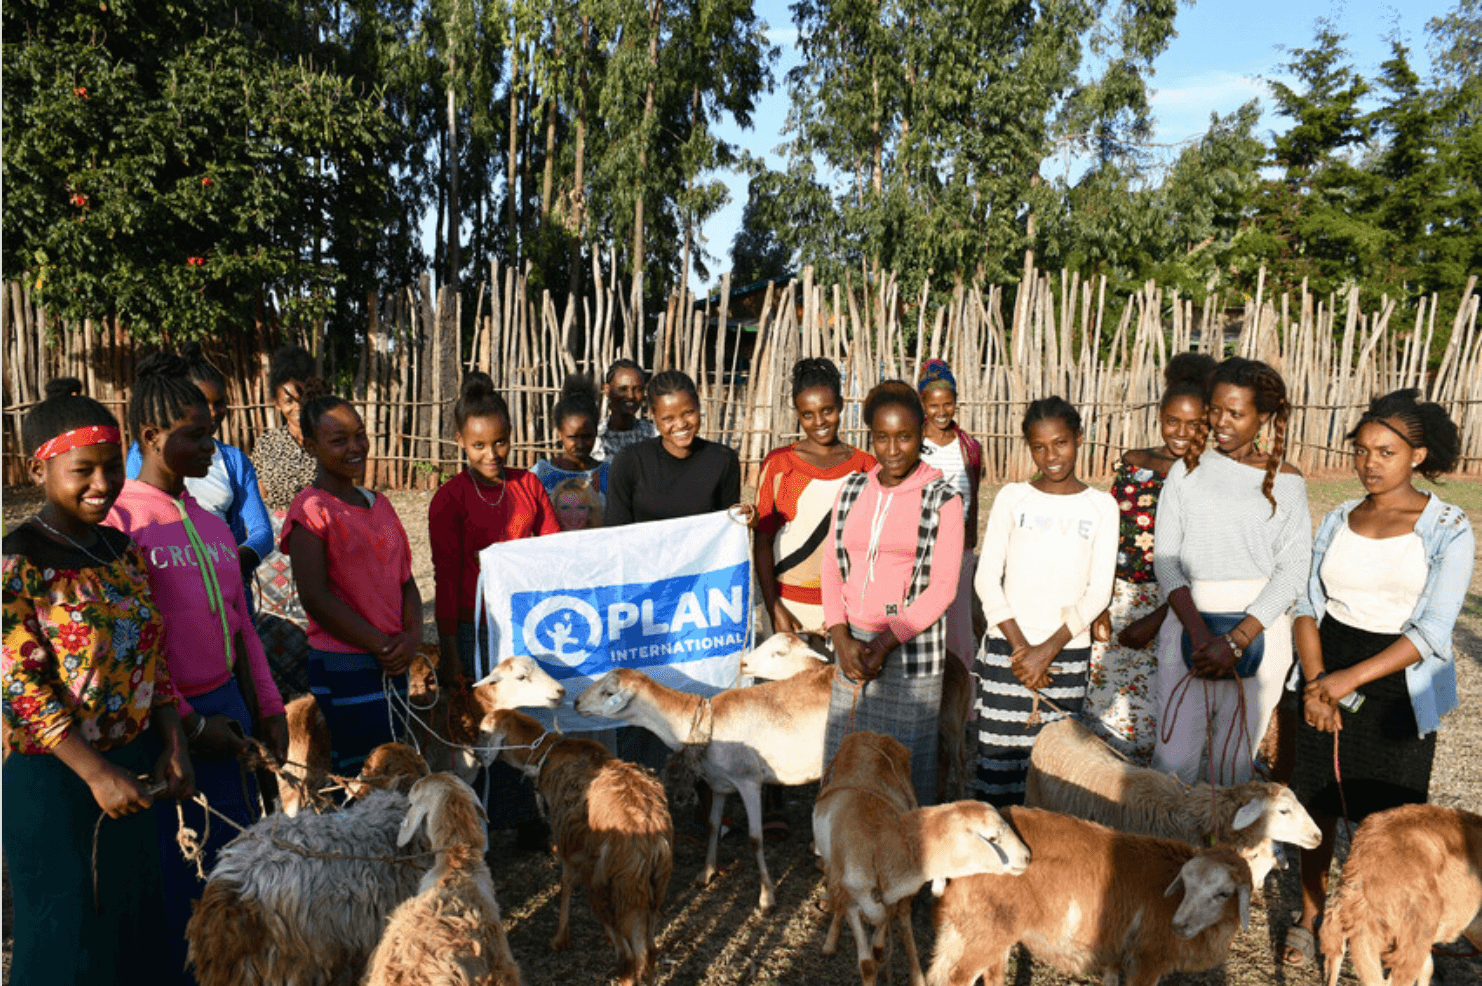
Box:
821;462;964;643
107;480;285;719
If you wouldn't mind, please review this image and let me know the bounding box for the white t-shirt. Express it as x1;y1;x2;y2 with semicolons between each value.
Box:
1320;522;1426;634
921;435;971;505
975;482;1119;648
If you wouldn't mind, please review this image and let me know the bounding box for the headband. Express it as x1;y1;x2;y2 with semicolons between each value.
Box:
1362;415;1418;449
34;425;122;460
918;359;956;394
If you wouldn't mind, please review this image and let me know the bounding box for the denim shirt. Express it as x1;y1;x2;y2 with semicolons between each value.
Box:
1296;492;1474;736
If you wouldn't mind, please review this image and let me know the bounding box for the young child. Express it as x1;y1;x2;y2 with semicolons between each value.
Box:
284;395;420;773
3;379;192;986
551;476;604;531
428;372;556;846
917;359;985;665
532;374;610;501
973;397;1117;806
126;342;273;604
107;353;288;984
592;358;657;461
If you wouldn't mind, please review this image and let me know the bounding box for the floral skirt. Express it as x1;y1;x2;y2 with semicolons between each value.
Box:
254;509;311;698
1085;578;1162;764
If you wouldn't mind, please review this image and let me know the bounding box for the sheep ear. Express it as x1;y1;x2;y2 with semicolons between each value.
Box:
1232;798;1266;832
1164;873;1185;899
398;800;430;847
602;687;628;715
1237;882;1251;929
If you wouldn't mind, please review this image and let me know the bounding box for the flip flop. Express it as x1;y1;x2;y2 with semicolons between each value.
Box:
1283;925;1316;968
763;816;791;843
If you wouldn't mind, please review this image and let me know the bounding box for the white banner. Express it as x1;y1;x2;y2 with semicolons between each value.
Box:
474;509;752;731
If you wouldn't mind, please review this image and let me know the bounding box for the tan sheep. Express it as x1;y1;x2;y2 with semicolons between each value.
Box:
483;708;673;986
278;693;332;816
926;807;1253;986
814;731;1030;986
1024;717;1319;884
363;773;521;986
1320;803;1482;986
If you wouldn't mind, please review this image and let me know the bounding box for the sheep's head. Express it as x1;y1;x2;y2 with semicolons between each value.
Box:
1165;850;1251;939
474;655;566;713
574;669;641;720
919;801;1031;883
351;743;430;798
475;708;545;772
399;773;489;853
1238;838;1282;887
739;632;824;680
1231;786;1321;849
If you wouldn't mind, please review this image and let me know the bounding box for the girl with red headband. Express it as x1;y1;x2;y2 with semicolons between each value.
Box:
3;379;194;985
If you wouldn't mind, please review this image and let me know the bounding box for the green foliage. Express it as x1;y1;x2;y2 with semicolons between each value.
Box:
731;176;793;286
2;0;410;345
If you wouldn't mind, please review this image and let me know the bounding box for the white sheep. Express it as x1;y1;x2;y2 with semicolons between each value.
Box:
814;731;1030;986
482;708;673;986
926;806;1253;986
1024;716;1320;884
186;744;434;986
363;773;521;986
574;665;830;911
1320;803;1482;986
738;634;975;803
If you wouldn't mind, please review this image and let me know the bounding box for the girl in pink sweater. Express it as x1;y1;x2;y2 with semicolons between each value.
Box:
107;353;287;985
820;381;964;806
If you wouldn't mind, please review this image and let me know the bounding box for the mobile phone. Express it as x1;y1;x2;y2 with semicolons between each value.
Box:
1337;690;1365;713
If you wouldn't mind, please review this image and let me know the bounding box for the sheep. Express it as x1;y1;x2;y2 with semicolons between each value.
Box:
814;731;1031;986
482;708;673;986
278;693;332;816
926;807;1253;986
739;635;975;803
1024;716;1320;884
362;773;521;986
350;741;433;798
574;665;831;911
185;745;433;986
403;648;567;781
1320;803;1482;986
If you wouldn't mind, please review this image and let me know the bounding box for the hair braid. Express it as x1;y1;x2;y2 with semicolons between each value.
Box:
1252;364;1290;514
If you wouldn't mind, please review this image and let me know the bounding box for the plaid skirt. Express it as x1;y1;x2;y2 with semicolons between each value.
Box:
823;632;943;807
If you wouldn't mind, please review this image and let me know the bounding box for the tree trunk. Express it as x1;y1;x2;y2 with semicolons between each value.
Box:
629;0;665;323
446;49;461;292
567;14;591;344
540;18;561;226
507;44;521;260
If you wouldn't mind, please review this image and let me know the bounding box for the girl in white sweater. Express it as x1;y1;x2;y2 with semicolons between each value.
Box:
974;397;1118;805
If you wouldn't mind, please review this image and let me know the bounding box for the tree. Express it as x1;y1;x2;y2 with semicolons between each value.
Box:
731;177;793;285
2;0;413;345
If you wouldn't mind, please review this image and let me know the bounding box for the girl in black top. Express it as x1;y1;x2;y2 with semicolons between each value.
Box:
604;370;743;525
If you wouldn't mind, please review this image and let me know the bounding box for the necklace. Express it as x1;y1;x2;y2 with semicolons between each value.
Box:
33;515;121;567
471;474;507;510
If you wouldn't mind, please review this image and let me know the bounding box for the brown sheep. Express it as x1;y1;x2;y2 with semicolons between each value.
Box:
1320;803;1482;986
483;708;673;986
927;807;1252;986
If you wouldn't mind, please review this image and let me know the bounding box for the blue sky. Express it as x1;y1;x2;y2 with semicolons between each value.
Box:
690;0;1454;290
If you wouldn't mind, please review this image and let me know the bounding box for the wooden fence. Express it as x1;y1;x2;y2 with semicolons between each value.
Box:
4;263;1480;489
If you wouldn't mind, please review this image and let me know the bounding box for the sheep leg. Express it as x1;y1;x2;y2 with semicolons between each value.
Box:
849;907;881;986
702;788;727;885
823;909;844;955
894;900;925;986
872;916;893;986
550;860;574;951
736;780;777;911
1347;931;1387;986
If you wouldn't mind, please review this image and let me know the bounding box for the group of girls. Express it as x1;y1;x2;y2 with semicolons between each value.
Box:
4;340;1473;982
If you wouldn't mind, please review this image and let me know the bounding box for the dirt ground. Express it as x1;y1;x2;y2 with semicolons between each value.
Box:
2;477;1480;986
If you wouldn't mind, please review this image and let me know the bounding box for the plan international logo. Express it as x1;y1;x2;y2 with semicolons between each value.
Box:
509;561;750;678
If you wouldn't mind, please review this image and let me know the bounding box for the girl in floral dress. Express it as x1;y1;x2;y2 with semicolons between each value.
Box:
3;379;193;985
1085;353;1213;762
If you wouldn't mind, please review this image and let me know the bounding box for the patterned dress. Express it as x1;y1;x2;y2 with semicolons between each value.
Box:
1085;460;1165;762
251;426;320;697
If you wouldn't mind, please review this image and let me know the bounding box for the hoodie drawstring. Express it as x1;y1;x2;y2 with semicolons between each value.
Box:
174;499;234;670
864;490;894;589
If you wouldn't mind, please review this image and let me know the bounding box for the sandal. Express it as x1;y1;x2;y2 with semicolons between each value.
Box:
1283;925;1316;967
763;815;791;843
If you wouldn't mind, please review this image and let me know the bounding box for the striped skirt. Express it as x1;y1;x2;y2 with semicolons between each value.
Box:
308;648;407;774
973;636;1089;806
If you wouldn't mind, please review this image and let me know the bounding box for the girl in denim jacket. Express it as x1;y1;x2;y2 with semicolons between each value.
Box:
1282;389;1474;967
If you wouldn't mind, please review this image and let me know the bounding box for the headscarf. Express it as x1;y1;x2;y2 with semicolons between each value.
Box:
917;359;956;395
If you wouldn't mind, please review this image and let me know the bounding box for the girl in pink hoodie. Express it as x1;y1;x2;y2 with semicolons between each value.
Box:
820;381;964;806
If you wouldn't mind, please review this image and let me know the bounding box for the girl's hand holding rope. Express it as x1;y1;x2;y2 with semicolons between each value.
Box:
191;714;251;759
1190;635;1238;679
259;712;290;763
1303;691;1342;733
378;628;421;675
